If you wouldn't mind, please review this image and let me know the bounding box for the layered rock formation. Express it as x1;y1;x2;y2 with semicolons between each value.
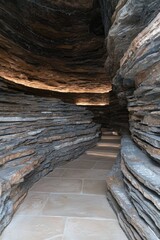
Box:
106;12;160;240
0;79;100;234
86;91;129;129
104;0;160;78
87;105;110;127
108;91;129;129
0;0;110;96
107;135;160;240
0;0;160;239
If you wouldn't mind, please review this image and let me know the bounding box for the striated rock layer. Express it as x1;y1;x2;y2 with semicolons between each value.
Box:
106;12;160;240
0;0;110;94
107;136;160;240
0;79;100;234
104;0;160;79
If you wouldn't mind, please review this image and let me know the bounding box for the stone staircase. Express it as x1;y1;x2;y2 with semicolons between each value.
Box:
0;129;128;240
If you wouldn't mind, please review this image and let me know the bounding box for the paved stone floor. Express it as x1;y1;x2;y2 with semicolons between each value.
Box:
0;130;128;240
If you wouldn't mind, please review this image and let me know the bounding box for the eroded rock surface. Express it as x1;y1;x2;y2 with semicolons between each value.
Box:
119;13;160;162
105;0;160;78
0;0;110;94
106;12;160;240
107;135;160;240
0;79;100;234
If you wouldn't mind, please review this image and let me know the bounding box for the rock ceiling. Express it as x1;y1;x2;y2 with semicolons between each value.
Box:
0;0;110;103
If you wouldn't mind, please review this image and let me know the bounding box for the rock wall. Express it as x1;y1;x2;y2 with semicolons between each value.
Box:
109;91;129;129
99;0;118;35
86;92;129;129
106;12;160;240
0;0;110;94
104;0;160;79
86;105;111;127
0;79;100;234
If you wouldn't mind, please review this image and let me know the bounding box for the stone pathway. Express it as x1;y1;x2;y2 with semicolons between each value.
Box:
0;130;128;240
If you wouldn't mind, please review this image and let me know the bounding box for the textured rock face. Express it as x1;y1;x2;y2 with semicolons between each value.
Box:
0;79;100;234
87;105;111;127
1;0;160;238
87;92;129;129
108;91;129;129
106;12;160;240
105;0;160;78
0;0;110;95
107;137;160;240
99;0;118;34
120;13;160;162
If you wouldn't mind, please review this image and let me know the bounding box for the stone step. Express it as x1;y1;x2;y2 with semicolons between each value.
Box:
86;147;118;157
97;141;120;148
102;131;117;136
101;135;120;140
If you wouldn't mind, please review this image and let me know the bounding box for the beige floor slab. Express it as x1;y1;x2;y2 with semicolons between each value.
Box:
16;192;49;216
83;180;107;195
63;218;128;240
0;215;65;240
47;168;66;177
101;135;120;140
87;146;119;153
101;130;114;135
61;169;109;180
58;160;96;169
86;151;118;158
42;194;116;219
98;139;120;143
97;142;120;147
93;160;115;170
75;154;108;162
30;177;82;193
1;130;124;240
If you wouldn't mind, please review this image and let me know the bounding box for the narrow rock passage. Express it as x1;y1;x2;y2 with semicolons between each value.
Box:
0;130;128;240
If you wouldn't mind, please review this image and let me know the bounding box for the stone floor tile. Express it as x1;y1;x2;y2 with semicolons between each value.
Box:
97;142;120;147
75;154;108;162
61;169;109;180
63;218;128;240
83;179;107;195
16;192;49;216
30;177;82;193
1;131;123;239
58;160;96;169
86;146;119;155
101;135;120;140
47;168;65;177
42;194;116;219
0;215;65;240
99;139;120;144
93;160;115;170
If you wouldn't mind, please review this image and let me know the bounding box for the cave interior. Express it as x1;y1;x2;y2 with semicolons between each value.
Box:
0;0;160;239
